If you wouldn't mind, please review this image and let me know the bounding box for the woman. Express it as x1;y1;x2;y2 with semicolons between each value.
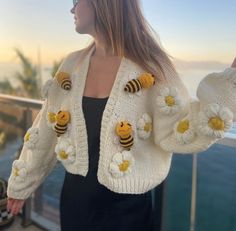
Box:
7;0;236;230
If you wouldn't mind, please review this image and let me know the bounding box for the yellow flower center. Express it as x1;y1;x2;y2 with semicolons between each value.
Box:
177;120;190;133
14;168;19;177
59;150;68;159
119;160;130;172
165;95;175;106
24;132;30;142
208;117;225;130
144;122;152;132
48;112;56;123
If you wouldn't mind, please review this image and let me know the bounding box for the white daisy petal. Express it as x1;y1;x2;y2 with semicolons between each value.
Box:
24;127;39;149
137;118;145;127
136;113;152;140
197;103;233;138
159;87;170;96
109;162;119;173
224;121;233;130
156;97;166;107
169;86;177;96
54;137;76;166
113;152;123;164
219;107;233;121
122;150;132;161
109;150;134;178
11;160;27;182
204;104;219;117
155;86;182;115
174;119;196;144
19;168;27;178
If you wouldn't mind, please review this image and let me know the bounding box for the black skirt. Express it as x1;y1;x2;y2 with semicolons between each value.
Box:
59;96;154;231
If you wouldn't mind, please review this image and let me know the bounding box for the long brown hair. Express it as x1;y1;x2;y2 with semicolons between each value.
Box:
82;0;184;87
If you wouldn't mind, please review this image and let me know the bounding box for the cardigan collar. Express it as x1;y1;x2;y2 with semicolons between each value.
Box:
70;44;131;175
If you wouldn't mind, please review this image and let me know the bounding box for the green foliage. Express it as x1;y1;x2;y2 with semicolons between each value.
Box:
0;78;16;95
0;48;63;99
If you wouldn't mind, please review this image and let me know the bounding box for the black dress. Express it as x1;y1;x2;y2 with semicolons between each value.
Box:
59;95;154;231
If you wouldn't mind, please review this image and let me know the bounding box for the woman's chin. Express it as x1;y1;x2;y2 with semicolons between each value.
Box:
74;25;80;32
75;26;87;35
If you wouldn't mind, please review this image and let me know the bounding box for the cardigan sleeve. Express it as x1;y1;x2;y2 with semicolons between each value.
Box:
6;83;59;200
5;51;75;200
150;66;236;154
6;49;84;200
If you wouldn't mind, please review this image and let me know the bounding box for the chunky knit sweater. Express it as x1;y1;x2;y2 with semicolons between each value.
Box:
7;44;236;199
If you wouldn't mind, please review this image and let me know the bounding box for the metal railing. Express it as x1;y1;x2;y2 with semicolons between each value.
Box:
0;93;43;228
189;138;236;231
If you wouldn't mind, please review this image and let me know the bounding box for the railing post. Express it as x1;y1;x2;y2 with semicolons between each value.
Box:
190;153;198;231
34;184;44;213
160;179;167;231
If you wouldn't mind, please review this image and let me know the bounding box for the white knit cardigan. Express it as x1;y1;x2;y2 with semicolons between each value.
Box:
7;44;236;199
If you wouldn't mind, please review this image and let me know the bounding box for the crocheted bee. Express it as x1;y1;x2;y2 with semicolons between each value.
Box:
53;110;71;137
55;72;72;90
124;72;155;93
115;121;134;150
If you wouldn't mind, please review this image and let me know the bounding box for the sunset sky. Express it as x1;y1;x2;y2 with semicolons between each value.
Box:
1;0;236;68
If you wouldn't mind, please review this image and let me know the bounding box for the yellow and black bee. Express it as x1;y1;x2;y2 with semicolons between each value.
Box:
53;110;71;137
115;121;134;150
55;72;72;90
124;72;155;93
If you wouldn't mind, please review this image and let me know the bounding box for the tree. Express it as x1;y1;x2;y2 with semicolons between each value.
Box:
13;48;40;99
0;48;64;99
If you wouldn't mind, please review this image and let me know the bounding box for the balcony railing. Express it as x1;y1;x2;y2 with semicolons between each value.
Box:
1;93;236;231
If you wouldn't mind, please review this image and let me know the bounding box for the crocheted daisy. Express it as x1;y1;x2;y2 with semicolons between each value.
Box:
41;79;54;99
156;86;182;115
174;119;195;144
109;150;135;178
55;137;76;165
11;159;27;182
137;113;152;139
23;127;39;149
198;103;233;138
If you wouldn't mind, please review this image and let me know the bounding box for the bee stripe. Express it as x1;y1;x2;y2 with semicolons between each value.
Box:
55;124;67;132
133;79;142;91
129;80;137;92
122;142;134;148
61;79;70;84
125;84;132;92
120;140;133;145
55;128;67;133
120;136;133;145
55;124;67;129
61;80;71;90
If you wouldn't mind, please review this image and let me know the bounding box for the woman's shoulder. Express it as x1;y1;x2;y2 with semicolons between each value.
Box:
40;48;86;101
